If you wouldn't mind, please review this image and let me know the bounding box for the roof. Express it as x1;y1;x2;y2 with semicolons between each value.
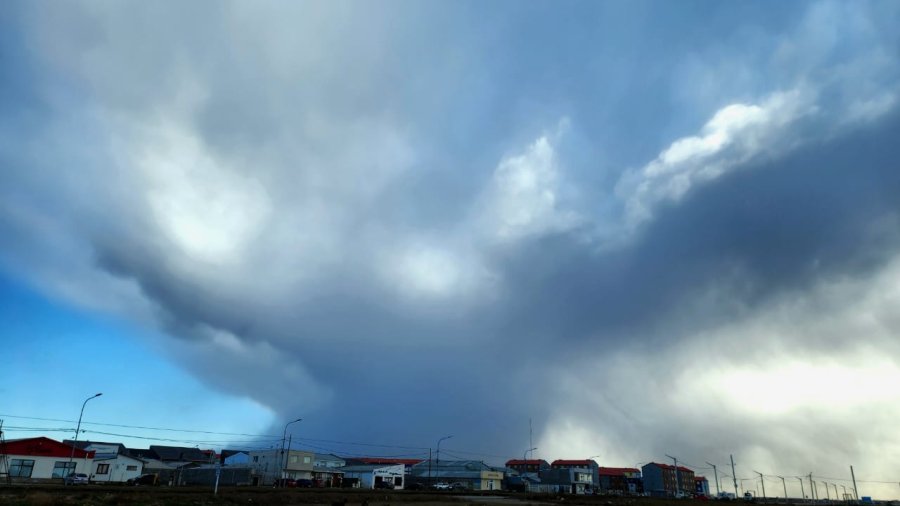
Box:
148;445;213;462
695;476;708;481
2;437;94;459
599;467;640;476
644;462;694;473
349;457;422;466
552;459;597;467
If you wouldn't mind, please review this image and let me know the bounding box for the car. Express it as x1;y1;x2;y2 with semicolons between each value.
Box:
449;482;467;490
432;482;451;490
64;473;89;485
375;480;395;489
296;479;315;488
127;474;158;486
405;482;426;490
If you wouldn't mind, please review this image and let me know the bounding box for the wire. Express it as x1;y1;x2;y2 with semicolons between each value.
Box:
0;414;279;438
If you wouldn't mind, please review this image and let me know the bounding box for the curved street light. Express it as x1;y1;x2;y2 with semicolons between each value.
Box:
278;417;302;487
525;447;538;461
67;393;102;477
433;435;453;485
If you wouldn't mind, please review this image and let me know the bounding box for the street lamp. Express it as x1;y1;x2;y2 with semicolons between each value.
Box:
525;447;538;461
67;393;102;477
278;417;302;487
665;454;680;497
434;435;453;484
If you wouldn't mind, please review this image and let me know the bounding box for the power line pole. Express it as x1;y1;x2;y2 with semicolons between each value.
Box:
777;476;787;500
730;455;739;498
850;466;859;501
832;483;838;500
809;473;816;501
754;471;766;502
666;454;680;497
707;462;720;496
822;481;830;500
796;477;805;501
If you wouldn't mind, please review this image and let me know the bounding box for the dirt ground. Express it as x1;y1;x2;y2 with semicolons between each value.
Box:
0;486;726;506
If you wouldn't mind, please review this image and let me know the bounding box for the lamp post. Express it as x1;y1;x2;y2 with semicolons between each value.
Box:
665;454;680;497
525;447;538;461
67;393;102;478
278;417;302;487
435;435;453;485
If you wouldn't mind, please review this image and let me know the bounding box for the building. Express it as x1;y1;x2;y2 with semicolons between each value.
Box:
641;462;695;497
552;460;600;489
409;460;504;491
247;448;314;485
505;459;550;476
539;467;594;495
695;476;710;496
222;451;250;466
598;467;642;495
313;453;345;487
340;463;404;489
64;441;144;483
0;437;94;481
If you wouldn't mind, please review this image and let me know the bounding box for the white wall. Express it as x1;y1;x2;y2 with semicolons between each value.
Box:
8;455;93;479
91;456;143;482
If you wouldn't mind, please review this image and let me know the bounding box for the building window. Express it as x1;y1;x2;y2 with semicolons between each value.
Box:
289;455;298;464
52;461;76;478
9;459;35;478
126;465;138;471
96;463;110;475
303;456;311;464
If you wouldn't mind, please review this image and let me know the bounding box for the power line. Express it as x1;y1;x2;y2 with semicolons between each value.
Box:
0;414;279;438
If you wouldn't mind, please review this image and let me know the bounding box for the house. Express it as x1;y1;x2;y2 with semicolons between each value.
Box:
552;459;599;489
222;451;250;466
64;440;144;483
540;466;594;495
340;463;404;489
409;460;504;491
344;457;421;475
641;462;695;497
0;437;94;481
598;467;642;495
313;453;346;487
695;476;710;496
247;448;314;485
505;459;550;476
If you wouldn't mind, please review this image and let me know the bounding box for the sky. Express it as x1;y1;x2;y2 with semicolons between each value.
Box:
1;0;899;499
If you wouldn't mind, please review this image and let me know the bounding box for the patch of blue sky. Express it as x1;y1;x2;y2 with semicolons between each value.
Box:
0;269;275;451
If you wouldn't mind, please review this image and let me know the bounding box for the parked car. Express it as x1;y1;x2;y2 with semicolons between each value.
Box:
296;479;314;488
64;473;89;485
375;480;395;490
405;482;426;491
432;482;451;490
127;474;158;486
449;482;467;490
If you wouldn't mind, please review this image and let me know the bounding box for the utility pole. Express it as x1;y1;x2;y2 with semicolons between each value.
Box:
832;483;838;500
730;455;739;498
822;481;830;500
809;473;816;501
666;454;680;497
754;471;766;502
850;466;859;501
777;476;787;500
707;462;720;496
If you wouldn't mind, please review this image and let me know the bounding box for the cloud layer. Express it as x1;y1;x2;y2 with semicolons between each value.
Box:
2;0;899;498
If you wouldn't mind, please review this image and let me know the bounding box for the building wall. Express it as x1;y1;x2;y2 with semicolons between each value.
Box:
90;456;143;483
480;470;503;491
6;455;93;480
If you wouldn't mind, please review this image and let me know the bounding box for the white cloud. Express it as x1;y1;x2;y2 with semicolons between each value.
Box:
479;126;580;242
618;89;814;229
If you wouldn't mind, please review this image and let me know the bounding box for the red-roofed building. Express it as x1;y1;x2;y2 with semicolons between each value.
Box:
505;459;550;474
695;476;710;496
641;462;695;497
1;437;95;481
598;467;642;494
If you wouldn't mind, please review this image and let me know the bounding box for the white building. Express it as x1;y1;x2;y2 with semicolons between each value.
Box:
80;443;144;483
341;463;404;489
1;437;94;481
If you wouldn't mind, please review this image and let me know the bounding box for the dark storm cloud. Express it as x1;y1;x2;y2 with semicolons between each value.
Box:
2;0;900;493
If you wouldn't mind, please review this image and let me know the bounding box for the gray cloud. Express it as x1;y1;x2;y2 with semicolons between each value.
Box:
2;0;900;497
